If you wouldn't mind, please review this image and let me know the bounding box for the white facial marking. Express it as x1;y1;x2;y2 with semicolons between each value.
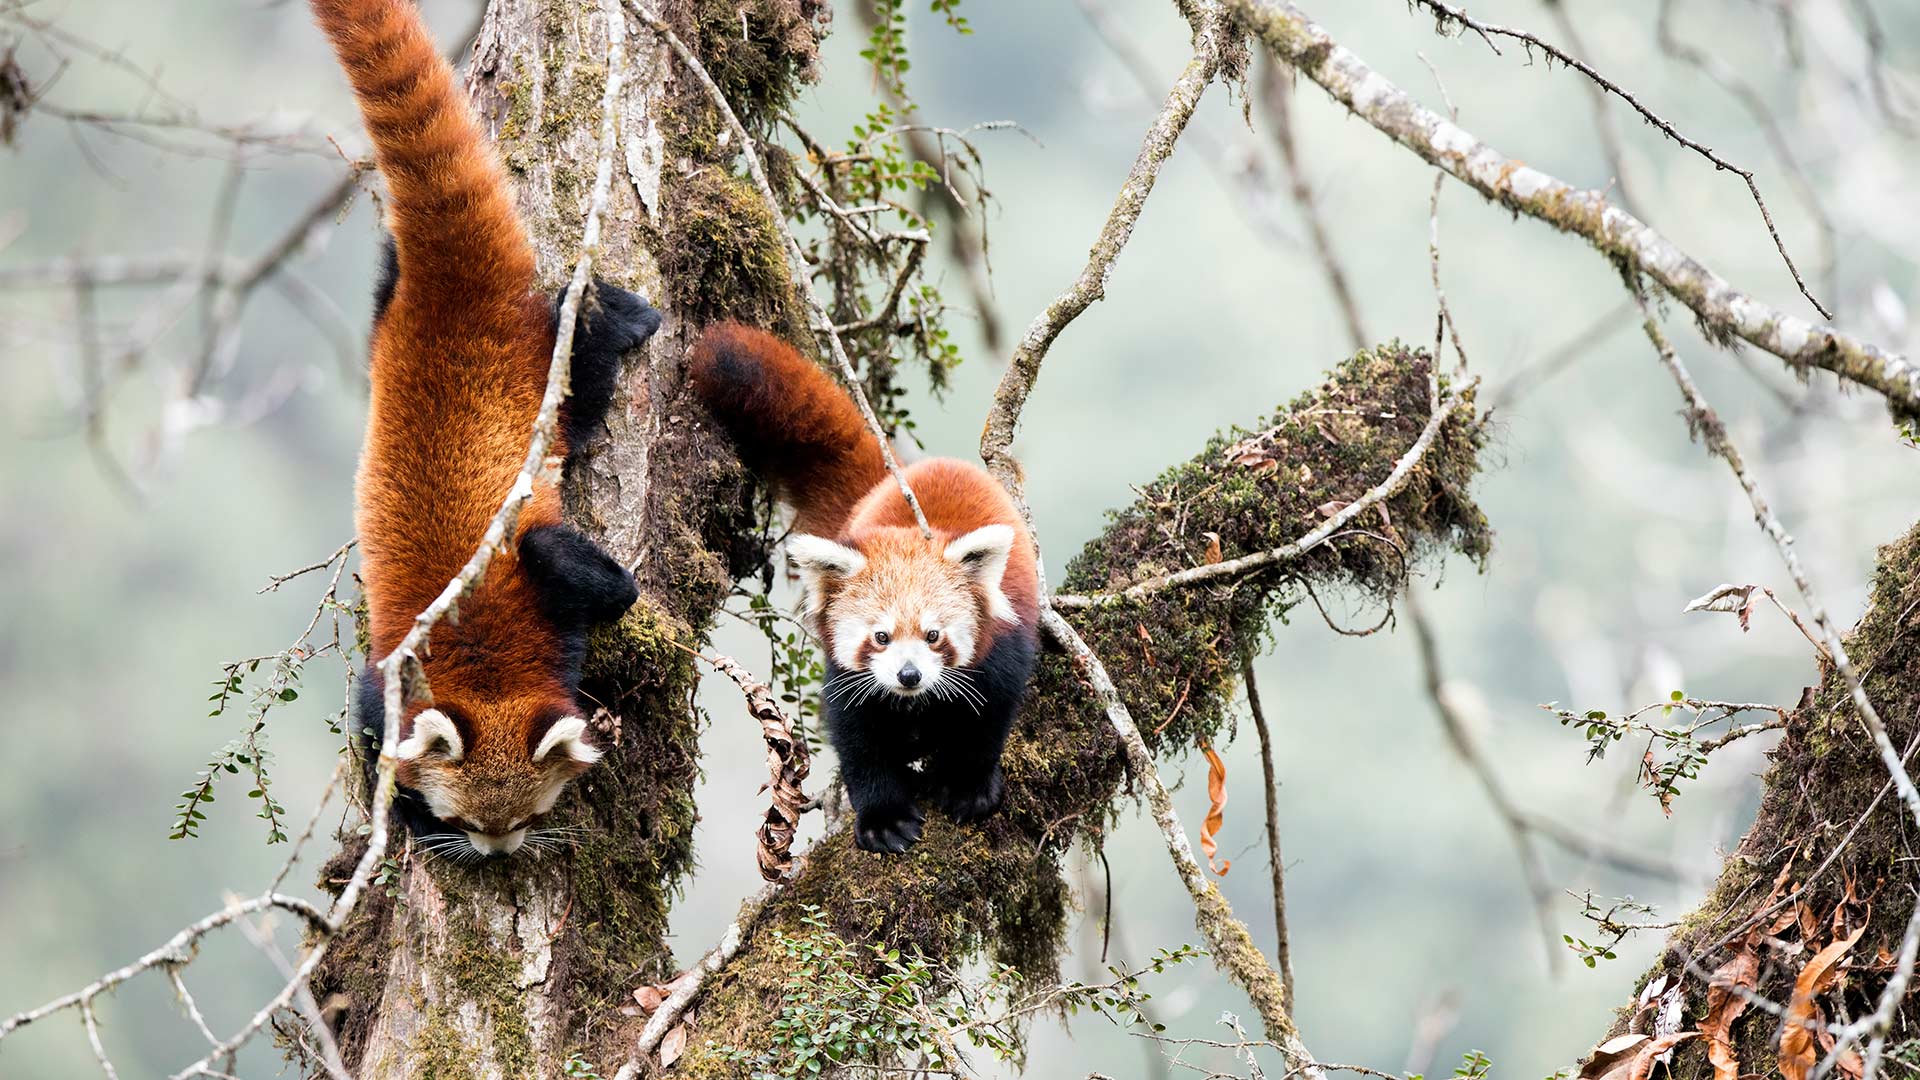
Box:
870;634;942;695
533;716;601;766
464;828;528;856
786;535;866;625
943;524;1018;624
396;708;463;761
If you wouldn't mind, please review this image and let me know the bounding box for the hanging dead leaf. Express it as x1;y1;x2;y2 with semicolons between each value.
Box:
1201;532;1223;565
1198;741;1230;875
1581;1034;1649;1080
1682;583;1760;632
1703;938;1760;1080
1780;924;1868;1080
704;655;812;882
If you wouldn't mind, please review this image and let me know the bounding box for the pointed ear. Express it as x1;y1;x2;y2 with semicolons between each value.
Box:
786;535;866;618
534;716;602;769
944;524;1018;624
397;708;463;761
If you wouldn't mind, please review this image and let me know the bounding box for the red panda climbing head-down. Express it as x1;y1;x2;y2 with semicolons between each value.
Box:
311;0;661;856
689;324;1040;854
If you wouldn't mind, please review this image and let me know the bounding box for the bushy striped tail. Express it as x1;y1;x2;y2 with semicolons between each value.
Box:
310;0;533;309
688;323;887;538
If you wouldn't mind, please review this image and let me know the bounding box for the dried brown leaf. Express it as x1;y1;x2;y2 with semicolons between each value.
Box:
1198;741;1230;875
708;654;812;882
1703;939;1759;1080
1780;924;1867;1080
1202;532;1223;565
660;1021;688;1068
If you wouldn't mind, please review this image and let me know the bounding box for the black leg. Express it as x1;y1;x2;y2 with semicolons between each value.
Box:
828;698;925;854
519;524;639;628
555;278;663;454
926;711;1013;824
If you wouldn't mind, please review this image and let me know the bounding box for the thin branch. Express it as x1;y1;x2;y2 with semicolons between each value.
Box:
1408;0;1831;319
1260;56;1367;352
1241;649;1295;1015
980;22;1223;526
1045;606;1318;1070
1402;584;1564;976
1051;380;1476;609
627;2;932;538
1226;0;1920;418
625;879;784;1071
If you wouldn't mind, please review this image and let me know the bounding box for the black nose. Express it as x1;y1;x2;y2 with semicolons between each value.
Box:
897;663;922;688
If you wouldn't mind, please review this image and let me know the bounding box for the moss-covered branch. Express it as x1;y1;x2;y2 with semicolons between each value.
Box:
677;344;1490;1074
1584;522;1920;1080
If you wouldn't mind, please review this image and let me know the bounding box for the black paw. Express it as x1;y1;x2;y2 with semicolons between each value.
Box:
853;803;925;854
557;278;664;452
934;766;1005;825
519;524;639;627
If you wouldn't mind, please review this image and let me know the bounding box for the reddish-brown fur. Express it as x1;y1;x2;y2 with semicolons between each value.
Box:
687;324;887;538
314;0;576;764
687;323;1038;661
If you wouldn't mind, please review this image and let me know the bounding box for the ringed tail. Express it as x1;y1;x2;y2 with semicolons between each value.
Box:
309;0;534;310
687;323;887;538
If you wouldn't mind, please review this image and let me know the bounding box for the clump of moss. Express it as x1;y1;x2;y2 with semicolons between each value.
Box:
687;344;1493;1068
659;169;793;331
1605;522;1920;1080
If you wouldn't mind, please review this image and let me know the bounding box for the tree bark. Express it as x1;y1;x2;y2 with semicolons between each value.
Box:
310;1;822;1074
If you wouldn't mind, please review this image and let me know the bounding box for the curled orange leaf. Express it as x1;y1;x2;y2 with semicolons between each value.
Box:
1199;741;1230;876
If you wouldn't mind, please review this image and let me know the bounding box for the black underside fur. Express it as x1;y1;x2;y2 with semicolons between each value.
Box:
826;627;1039;854
355;242;662;837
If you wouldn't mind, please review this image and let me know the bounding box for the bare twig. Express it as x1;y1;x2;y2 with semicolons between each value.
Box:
625;879;785;1070
627;2;932;538
1259;56;1366;352
980;18;1224;530
1409;0;1831;319
1045;606;1317;1069
1226;0;1920;417
1241;649;1295;1014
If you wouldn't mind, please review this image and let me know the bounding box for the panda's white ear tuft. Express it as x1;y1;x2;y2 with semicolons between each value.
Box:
786;535;866;619
534;716;602;767
944;524;1017;623
397;709;464;761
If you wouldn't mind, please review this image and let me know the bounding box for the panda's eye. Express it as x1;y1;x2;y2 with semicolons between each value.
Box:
873;630;891;646
924;629;941;644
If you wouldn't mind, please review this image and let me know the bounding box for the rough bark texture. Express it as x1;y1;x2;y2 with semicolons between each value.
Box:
308;0;823;1074
1583;523;1920;1078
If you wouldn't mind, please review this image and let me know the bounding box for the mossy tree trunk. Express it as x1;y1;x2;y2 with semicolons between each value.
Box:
1577;524;1920;1079
309;1;819;1074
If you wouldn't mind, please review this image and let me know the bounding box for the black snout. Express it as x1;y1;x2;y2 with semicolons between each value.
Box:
897;663;922;689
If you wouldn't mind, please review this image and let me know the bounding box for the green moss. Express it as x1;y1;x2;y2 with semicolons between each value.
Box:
690;345;1493;1065
1593;523;1920;1079
660;167;796;332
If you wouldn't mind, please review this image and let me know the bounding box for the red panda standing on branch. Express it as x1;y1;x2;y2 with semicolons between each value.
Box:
310;0;661;856
689;325;1040;854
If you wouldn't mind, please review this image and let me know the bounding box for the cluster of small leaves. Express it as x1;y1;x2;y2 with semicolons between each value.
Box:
1898;418;1919;450
372;857;406;903
1562;892;1661;968
171;653;317;842
781;1;984;437
173;551;357;844
1407;1050;1497;1080
711;907;1196;1077
1545;691;1750;815
560;1054;604;1079
742;587;827;753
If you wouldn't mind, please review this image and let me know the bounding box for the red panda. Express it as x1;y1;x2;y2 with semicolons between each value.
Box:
311;0;661;857
689;324;1040;853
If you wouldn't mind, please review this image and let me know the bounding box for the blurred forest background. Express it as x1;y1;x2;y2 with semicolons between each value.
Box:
2;0;1919;1076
